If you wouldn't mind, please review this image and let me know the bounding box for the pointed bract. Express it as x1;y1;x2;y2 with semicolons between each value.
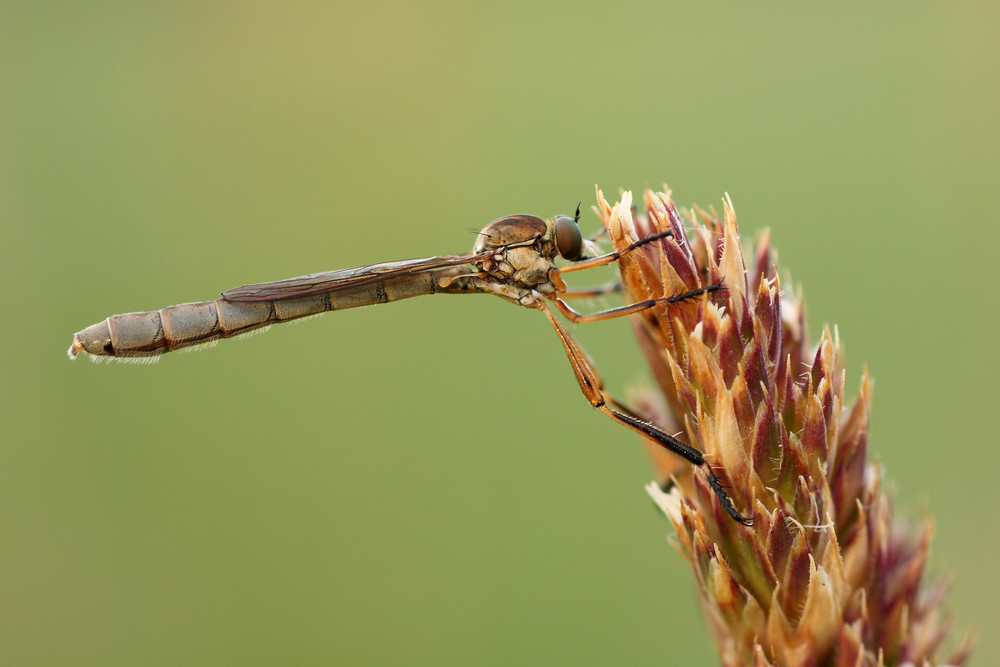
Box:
599;187;969;665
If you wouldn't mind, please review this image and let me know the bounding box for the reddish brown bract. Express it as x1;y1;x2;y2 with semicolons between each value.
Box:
595;186;971;667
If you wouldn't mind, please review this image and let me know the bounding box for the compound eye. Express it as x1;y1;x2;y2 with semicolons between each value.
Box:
553;215;584;261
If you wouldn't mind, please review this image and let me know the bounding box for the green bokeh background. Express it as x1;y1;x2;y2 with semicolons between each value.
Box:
3;1;996;664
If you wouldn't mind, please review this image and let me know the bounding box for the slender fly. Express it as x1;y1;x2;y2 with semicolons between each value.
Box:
69;206;753;524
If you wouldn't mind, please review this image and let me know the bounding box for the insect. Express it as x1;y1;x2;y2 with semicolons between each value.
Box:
69;205;753;525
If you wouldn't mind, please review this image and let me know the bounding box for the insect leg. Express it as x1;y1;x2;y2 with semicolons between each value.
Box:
551;283;723;324
556;280;623;299
557;229;675;274
536;302;753;525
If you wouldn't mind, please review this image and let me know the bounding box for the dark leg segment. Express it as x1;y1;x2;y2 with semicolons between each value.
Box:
537;302;753;525
551;282;724;324
705;466;755;526
558;229;675;274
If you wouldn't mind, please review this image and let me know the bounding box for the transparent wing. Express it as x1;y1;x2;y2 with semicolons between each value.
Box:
221;252;484;302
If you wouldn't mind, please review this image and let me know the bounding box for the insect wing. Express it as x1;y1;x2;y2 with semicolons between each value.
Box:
221;253;482;302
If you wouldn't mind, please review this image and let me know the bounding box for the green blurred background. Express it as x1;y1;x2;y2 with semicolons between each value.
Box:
3;1;996;664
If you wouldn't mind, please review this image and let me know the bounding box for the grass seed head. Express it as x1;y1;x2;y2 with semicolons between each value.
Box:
594;185;971;666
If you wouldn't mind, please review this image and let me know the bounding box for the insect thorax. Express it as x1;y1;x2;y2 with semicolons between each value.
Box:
474;214;560;294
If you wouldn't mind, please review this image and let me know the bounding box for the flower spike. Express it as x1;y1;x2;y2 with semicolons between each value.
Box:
597;185;971;666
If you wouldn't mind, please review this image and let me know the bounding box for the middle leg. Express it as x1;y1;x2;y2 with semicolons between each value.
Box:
551;283;724;324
